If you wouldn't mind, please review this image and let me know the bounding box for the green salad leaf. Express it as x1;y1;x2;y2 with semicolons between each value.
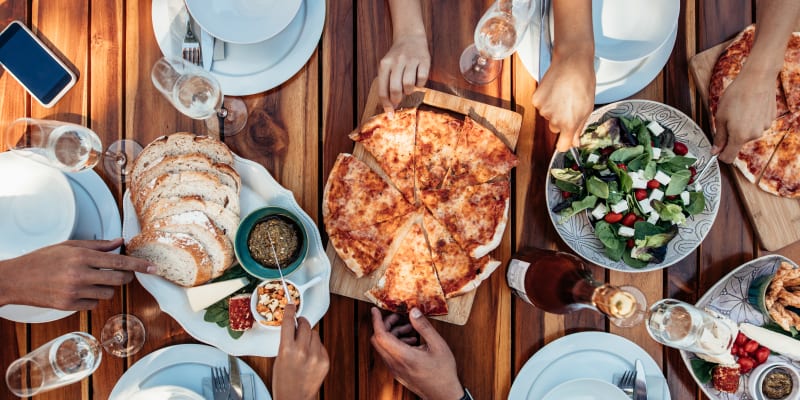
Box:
587;176;610;199
551;168;583;185
685;192;706;215
609;145;644;163
595;221;625;261
652;201;687;225
665;169;692;196
558;195;598;222
690;358;716;384
554;178;582;194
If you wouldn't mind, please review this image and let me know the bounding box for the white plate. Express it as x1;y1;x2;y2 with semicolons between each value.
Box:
517;12;678;104
122;154;331;357
109;343;271;400
545;100;722;272
152;0;324;96
508;331;670;399
680;255;800;400
0;167;120;323
591;0;680;62
541;378;629;400
185;0;302;45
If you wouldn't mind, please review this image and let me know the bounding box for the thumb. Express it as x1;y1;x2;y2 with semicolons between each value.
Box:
711;120;727;156
64;238;124;252
408;308;446;351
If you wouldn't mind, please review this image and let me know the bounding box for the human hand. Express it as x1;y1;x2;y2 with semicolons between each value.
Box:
370;307;464;400
712;71;777;163
378;32;430;114
0;238;154;310
532;49;596;152
272;304;329;400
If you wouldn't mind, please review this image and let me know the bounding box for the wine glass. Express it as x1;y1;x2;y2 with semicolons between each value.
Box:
100;314;146;358
3;118;143;183
5;332;102;397
150;57;247;137
460;0;536;85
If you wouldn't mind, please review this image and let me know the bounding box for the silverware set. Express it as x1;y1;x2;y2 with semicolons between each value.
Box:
210;355;244;400
182;13;225;70
616;359;648;400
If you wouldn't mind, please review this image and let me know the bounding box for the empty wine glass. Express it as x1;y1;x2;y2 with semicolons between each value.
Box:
150;57;247;136
460;0;537;85
100;314;146;358
4;118;143;183
5;332;102;397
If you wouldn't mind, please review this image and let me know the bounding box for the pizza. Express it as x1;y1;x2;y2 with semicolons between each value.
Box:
780;32;800;113
733;114;797;183
365;223;449;315
349;108;417;203
758;129;800;198
325;108;516;316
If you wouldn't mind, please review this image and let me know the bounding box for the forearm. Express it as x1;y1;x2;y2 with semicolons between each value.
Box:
388;0;426;39
552;0;594;58
0;258;21;306
744;0;800;78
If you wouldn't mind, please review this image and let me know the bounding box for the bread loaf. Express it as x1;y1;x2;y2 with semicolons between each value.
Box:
143;196;239;243
127;230;213;287
131;153;241;196
130;132;234;186
150;211;234;279
134;170;240;216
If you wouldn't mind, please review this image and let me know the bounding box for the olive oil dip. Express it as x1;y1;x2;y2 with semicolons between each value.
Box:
248;215;301;268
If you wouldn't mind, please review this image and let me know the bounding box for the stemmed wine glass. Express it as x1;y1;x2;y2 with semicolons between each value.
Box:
460;0;537;85
4;118;142;183
100;314;146;358
150;57;247;137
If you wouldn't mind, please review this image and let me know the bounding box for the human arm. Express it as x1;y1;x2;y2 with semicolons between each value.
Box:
370;307;465;400
0;238;155;310
713;0;800;163
531;0;595;152
378;0;430;114
272;304;329;400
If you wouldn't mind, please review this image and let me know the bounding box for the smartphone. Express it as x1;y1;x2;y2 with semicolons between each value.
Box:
0;21;76;108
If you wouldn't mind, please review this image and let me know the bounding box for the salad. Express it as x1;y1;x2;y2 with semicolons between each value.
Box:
550;115;707;268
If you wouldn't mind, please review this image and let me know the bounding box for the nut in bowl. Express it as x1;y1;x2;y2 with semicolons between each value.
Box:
234;206;308;280
250;275;322;328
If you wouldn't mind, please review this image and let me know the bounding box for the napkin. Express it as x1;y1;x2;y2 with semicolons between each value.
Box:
201;373;257;400
611;372;668;399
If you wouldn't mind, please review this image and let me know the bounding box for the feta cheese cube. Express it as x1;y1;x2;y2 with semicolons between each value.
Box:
610;200;629;214
587;153;600;164
652;147;662;160
647;121;665;136
590;203;608;220
647;212;660;225
649;188;664;202
680;191;691;205
654;170;671;185
618;226;635;237
693;182;703;191
631;174;648;189
639;198;654;214
599;168;613;176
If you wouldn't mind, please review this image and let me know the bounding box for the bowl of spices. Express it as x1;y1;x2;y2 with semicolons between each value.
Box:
235;206;308;280
748;361;800;400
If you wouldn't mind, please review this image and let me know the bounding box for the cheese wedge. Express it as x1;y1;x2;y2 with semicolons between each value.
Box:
739;323;800;361
185;277;249;311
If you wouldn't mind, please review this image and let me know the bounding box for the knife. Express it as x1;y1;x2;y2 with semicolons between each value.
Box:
200;27;214;71
228;354;243;400
633;359;648;400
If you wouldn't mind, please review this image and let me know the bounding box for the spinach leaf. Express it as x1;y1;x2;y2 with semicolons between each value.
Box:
685;192;706;215
643;160;658;180
554;178;582;194
627;153;648;172
659;156;697;174
595;221;625;261
550;168;583;185
587;176;610;199
665;169;692;196
622;251;649;268
652;201;687;225
227;326;245;339
637;123;652;157
609;145;644;163
557;195;598;223
690;358;716;384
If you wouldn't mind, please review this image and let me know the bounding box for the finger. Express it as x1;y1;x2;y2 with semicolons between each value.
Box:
78;286;116;301
389;66;405;107
84;269;134;286
555;132;574;153
85;251;155;274
70;299;99;311
416;62;430;88
402;63;418;95
390;322;414;337
378;63;394;114
280;303;298;345
711;119;728;156
383;312;404;330
64;238;124;252
408;308;447;352
400;336;419;345
719;138;741;164
371;307;390;334
295;316;313;348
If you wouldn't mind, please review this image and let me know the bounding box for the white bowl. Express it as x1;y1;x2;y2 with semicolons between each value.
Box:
0;152;76;259
748;361;800;400
592;0;680;62
185;0;303;44
250;275;321;329
542;378;630;400
127;385;204;400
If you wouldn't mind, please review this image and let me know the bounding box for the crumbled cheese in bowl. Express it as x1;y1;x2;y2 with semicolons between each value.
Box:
255;281;301;326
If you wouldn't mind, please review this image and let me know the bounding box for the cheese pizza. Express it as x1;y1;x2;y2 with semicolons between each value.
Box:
733;114;796;183
759;129;800;198
444;117;519;188
415;110;463;191
780;32;800;113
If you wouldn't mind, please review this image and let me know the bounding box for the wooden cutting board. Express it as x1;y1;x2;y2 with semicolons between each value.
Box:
689;40;800;251
325;80;522;325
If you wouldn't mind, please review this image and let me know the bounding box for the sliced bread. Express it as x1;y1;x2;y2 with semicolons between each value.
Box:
130;132;234;186
142;196;239;244
134;170;240;216
132;153;241;196
150;211;235;279
126;230;213;287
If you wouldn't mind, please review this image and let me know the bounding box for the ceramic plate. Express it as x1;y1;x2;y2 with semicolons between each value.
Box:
508;331;670;399
0;167;120;323
591;0;680;62
152;0;324;95
122;154;331;357
109;343;271;400
680;255;800;400
545;100;722;272
541;378;629;400
184;0;302;44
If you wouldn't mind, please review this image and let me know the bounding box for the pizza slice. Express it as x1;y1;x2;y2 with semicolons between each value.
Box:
758;129;800;198
443;117;518;188
365;223;448;316
422;211;500;298
420;180;510;259
323;153;416;232
780;32;800;113
415;110;463;191
733;114;795;183
328;208;419;278
349;108;418;203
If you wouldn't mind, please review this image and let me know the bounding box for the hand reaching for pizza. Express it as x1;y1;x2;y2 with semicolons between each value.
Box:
370;307;466;400
272;304;330;400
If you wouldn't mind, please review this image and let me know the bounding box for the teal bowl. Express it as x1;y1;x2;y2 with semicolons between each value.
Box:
234;206;308;280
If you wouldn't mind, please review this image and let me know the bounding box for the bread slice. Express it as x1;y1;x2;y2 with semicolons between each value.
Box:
134;171;240;216
142;196;240;244
130;132;234;186
150;211;235;279
127;230;213;287
132;153;241;196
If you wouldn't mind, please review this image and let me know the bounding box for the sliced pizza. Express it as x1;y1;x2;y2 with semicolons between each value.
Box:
733;114;796;183
328;208;419;278
758;129;800;198
323;153;416;232
349;108;418;203
420;180;510;259
415;110;463;191
422;211;500;298
443;117;518;188
780;32;800;113
365;223;448;316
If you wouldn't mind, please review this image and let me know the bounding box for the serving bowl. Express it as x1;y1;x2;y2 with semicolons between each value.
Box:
250;275;321;329
185;0;302;44
234;206;308;280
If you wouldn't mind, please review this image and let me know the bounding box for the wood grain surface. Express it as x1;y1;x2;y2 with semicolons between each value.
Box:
0;1;793;400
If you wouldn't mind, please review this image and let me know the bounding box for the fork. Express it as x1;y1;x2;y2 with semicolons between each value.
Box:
617;369;636;398
211;366;231;400
181;17;201;66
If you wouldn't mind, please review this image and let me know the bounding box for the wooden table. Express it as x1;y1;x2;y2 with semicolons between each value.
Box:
2;1;799;399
